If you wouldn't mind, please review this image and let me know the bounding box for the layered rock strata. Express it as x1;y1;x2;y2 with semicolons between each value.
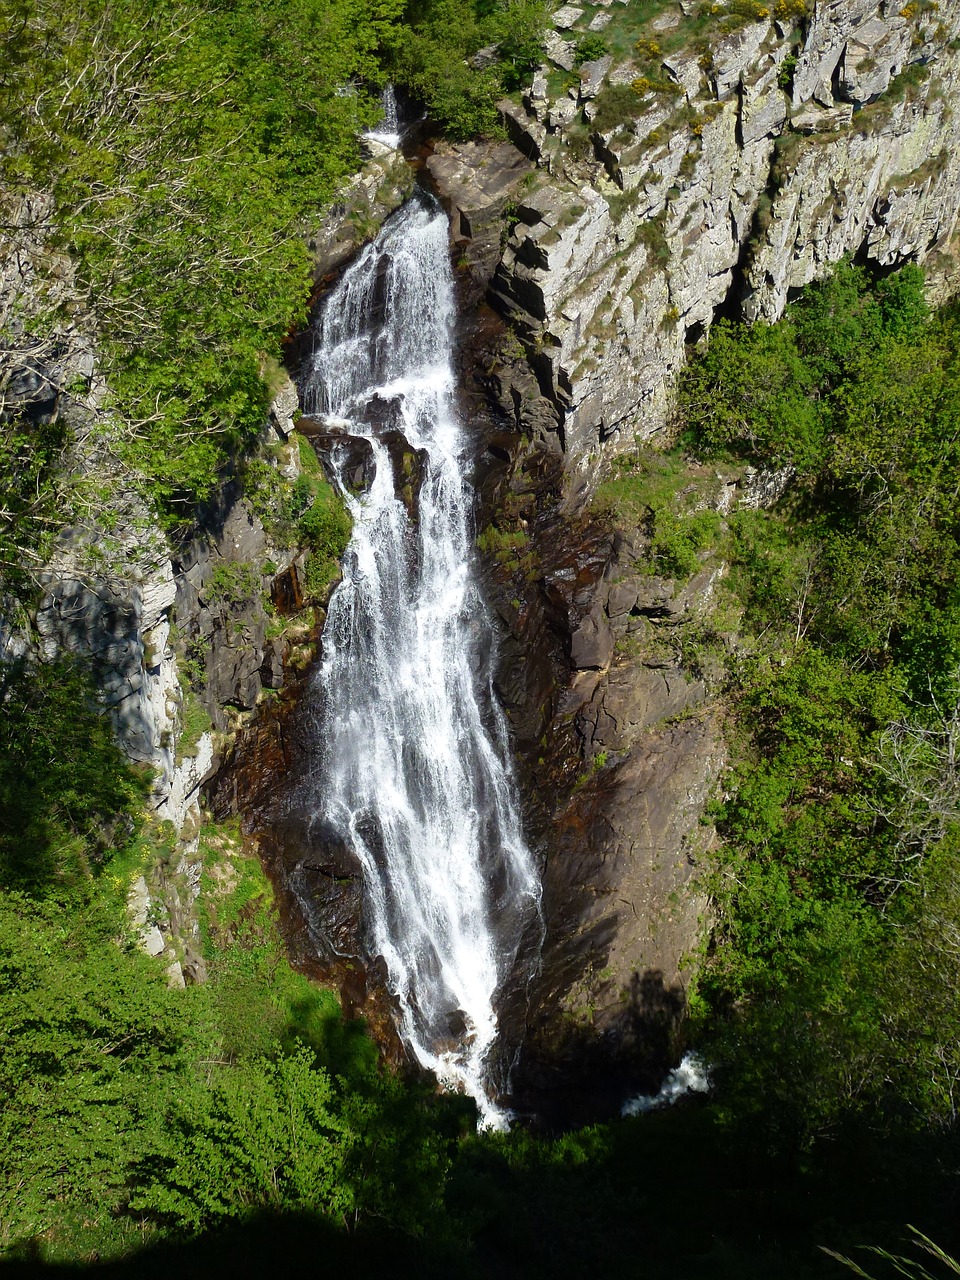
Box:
466;0;960;475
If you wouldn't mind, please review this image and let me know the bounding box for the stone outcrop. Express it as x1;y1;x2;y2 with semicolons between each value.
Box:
1;189;321;982
304;150;416;284
431;0;960;480
465;435;732;1116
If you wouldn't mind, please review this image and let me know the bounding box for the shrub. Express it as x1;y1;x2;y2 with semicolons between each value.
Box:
575;34;608;66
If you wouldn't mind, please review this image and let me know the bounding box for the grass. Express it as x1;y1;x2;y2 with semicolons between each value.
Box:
592;446;727;582
592;445;693;523
176;689;213;763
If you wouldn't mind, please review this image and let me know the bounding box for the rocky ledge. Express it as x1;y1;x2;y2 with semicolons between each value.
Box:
434;0;960;477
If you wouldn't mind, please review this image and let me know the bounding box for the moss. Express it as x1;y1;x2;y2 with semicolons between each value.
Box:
296;431;323;477
208;560;261;608
176;690;212;763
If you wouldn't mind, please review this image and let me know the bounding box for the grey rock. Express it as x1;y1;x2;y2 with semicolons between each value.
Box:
652;8;681;29
570;605;615;669
469;43;500;69
544;30;577;71
740;81;788;146
552;5;584;28
790;103;854;132
269;375;299;439
548;96;580;129
580;54;613;98
839;15;913;101
499;98;549;160
663;51;703;99
711;21;771;98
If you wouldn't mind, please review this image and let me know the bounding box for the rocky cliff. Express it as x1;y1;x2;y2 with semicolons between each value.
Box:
206;0;960;1110
439;0;960;482
9;0;960;1116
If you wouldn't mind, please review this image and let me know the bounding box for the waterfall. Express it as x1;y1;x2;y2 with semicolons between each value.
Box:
365;83;401;149
298;195;541;1127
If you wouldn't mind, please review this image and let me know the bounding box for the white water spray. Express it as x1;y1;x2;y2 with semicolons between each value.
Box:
299;196;541;1127
621;1053;711;1117
364;83;401;149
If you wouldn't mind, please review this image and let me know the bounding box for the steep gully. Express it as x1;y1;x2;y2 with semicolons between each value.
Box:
293;196;542;1126
213;154;719;1128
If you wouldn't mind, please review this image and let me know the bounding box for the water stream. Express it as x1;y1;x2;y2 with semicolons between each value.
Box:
298;195;541;1127
364;83;401;149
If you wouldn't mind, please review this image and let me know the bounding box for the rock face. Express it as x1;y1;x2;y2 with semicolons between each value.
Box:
14;0;960;1109
466;437;728;1118
222;7;960;1109
447;0;960;479
1;190;320;983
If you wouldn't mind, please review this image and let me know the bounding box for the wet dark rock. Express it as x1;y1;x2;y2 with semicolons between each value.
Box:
297;418;377;494
271;564;303;616
294;836;366;960
260;638;287;689
381;428;429;520
569;604;614;670
464;384;725;1119
364;393;404;432
426;138;535;289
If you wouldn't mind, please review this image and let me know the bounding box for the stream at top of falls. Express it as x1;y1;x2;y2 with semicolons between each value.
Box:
297;193;542;1129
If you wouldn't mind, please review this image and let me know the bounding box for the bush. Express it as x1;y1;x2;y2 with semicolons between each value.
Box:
575;34;608;66
2;0;397;516
0;658;149;900
385;0;548;136
591;82;644;132
297;481;352;563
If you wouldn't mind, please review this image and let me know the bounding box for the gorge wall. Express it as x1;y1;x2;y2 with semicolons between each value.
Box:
441;0;960;486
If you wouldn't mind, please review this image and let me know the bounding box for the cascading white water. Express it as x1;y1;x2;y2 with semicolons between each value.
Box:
299;195;541;1127
365;83;401;149
621;1054;711;1117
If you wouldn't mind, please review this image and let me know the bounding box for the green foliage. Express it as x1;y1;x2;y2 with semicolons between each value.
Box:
176;690;213;763
385;0;548;136
680;261;960;1153
242;442;351;600
680;315;824;467
0;419;67;597
644;503;720;579
0;818;461;1261
476;524;530;558
574;33;609;65
0;890;196;1251
130;1047;355;1231
827;1227;960;1280
0;657;149;900
208;562;262;609
244;442;351;563
591;82;647;132
1;0;402;516
297;483;353;561
593;447;721;581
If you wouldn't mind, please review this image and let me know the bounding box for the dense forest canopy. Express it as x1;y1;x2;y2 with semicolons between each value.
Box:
3;0;960;1275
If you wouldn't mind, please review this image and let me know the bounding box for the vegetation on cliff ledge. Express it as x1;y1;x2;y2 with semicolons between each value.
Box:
676;261;960;1157
0;0;546;538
